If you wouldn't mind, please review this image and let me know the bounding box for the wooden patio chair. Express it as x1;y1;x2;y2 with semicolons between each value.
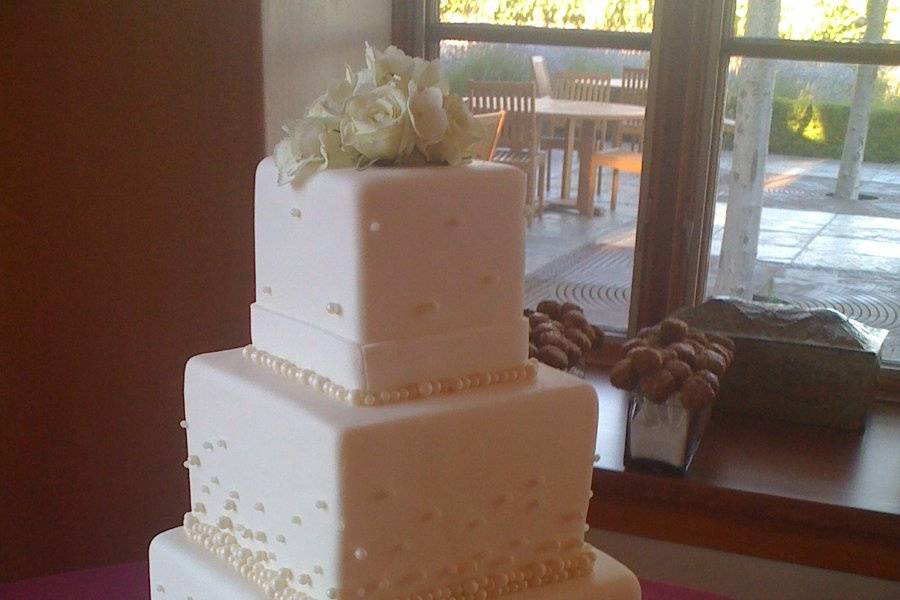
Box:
591;149;643;211
531;56;553;98
615;67;649;149
471;110;506;161
553;70;613;104
554;70;613;149
532;56;566;193
468;80;547;222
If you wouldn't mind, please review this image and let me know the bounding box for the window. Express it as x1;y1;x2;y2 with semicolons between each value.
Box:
395;0;900;370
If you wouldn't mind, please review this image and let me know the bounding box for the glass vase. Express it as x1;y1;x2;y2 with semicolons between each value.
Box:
624;392;711;475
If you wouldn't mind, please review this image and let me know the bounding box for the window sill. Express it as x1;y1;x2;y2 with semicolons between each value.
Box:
586;368;900;580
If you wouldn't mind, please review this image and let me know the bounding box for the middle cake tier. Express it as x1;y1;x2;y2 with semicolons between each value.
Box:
183;348;598;600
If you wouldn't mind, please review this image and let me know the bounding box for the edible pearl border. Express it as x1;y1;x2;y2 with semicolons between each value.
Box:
183;512;595;600
243;346;538;407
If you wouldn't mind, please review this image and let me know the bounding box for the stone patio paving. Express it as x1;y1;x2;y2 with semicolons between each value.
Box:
524;150;900;365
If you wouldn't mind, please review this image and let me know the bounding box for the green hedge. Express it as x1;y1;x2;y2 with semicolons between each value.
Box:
724;97;900;163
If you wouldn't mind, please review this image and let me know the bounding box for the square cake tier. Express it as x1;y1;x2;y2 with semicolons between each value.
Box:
178;349;599;600
149;528;642;600
251;157;529;392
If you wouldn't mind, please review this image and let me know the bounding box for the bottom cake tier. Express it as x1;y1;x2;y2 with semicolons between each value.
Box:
150;528;640;600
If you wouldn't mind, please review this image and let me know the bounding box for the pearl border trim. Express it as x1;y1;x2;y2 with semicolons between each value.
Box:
183;512;595;600
243;346;538;407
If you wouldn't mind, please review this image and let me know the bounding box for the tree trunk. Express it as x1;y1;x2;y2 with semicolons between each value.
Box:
834;0;888;201
714;0;781;299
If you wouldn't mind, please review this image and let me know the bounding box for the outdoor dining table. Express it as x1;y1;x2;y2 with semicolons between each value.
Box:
535;97;645;217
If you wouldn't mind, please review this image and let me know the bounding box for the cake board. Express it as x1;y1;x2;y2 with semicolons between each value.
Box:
149;528;641;600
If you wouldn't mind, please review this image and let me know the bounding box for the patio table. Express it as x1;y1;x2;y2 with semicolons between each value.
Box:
535;97;645;217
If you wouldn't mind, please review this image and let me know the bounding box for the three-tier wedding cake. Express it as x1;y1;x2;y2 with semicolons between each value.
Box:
148;45;640;600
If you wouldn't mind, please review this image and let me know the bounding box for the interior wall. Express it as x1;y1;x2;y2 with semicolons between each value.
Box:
588;529;900;600
1;1;264;581
261;0;392;150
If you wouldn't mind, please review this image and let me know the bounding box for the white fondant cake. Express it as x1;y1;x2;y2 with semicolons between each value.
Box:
149;156;640;600
252;157;529;393
150;528;641;600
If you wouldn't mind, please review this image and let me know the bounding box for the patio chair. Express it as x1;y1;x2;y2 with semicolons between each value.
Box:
615;67;649;150
553;71;613;105
531;56;553;98
591;149;643;211
468;80;547;223
471;110;506;161
532;55;567;193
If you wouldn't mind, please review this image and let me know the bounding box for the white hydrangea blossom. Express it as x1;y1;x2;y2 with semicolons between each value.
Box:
275;43;483;186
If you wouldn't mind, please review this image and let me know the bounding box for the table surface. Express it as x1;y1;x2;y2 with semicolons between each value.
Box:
0;561;734;600
535;97;645;120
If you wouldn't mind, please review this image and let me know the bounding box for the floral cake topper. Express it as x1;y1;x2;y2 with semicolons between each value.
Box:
274;44;484;186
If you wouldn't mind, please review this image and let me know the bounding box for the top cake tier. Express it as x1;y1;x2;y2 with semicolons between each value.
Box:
251;157;529;394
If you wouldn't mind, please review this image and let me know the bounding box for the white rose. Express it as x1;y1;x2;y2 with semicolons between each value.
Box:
275;117;357;185
340;82;414;163
307;68;356;128
410;57;448;94
424;94;483;165
408;83;449;147
365;43;414;86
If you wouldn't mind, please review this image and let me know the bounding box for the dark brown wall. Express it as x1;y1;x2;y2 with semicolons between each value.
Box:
1;2;263;581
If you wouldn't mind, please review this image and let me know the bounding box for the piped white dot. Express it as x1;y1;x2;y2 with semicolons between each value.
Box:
291;516;302;526
369;221;381;232
325;302;342;316
354;547;368;560
290;208;302;219
315;500;327;510
276;534;286;543
179;420;188;429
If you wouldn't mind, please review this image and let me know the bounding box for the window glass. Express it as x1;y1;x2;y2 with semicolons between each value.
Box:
733;0;899;42
439;0;654;33
444;40;651;334
708;55;900;364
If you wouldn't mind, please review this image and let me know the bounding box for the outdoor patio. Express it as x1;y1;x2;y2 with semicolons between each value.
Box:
524;150;900;365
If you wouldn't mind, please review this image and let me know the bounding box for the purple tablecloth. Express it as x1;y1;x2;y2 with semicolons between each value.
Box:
0;562;735;600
